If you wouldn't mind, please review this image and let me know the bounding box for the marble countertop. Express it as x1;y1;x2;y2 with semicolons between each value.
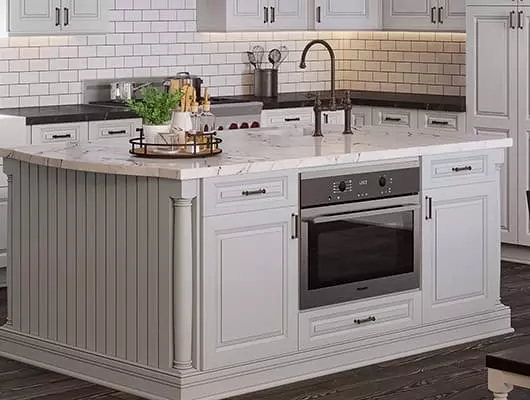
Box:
0;126;512;180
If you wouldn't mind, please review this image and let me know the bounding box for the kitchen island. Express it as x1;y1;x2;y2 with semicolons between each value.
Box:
0;126;514;400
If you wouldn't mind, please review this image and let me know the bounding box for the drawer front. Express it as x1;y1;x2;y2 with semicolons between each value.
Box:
299;292;421;350
418;111;466;133
31;122;89;144
0;162;6;188
353;106;372;127
89;118;142;140
372;108;418;128
203;171;298;216
261;108;313;128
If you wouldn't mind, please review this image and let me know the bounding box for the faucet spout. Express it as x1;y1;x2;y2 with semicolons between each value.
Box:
299;39;336;110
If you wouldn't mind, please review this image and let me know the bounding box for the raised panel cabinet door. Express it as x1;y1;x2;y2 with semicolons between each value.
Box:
383;0;438;31
226;0;268;31
269;0;308;30
314;0;381;30
0;198;7;288
439;0;465;31
9;0;62;34
466;6;518;244
61;0;108;33
202;207;298;370
422;182;500;323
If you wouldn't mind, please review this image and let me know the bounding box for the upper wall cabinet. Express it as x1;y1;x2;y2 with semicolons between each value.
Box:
313;0;382;30
2;0;108;35
197;0;308;32
383;0;465;31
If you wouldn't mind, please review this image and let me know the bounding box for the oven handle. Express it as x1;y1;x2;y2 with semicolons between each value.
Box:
306;204;420;225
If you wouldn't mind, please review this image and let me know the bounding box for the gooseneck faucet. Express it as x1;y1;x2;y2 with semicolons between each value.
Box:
299;39;337;111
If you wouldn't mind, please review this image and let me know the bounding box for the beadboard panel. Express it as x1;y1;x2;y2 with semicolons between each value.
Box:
4;160;178;370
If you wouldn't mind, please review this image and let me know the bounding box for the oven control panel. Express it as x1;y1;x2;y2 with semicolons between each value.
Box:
301;167;420;208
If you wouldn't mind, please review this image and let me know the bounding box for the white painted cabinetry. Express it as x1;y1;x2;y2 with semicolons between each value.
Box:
31;122;89;144
7;0;108;35
197;0;308;32
313;0;381;30
466;4;522;245
88;119;142;140
422;181;499;322
383;0;464;31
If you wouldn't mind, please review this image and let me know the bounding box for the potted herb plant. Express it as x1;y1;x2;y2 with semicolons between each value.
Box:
127;87;183;143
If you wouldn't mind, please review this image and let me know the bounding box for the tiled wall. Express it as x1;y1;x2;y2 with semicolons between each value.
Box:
0;0;466;109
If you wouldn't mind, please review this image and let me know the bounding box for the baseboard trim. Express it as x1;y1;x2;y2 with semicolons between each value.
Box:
0;306;513;400
502;243;530;265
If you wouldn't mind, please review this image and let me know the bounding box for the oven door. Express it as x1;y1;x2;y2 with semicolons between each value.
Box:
300;196;421;310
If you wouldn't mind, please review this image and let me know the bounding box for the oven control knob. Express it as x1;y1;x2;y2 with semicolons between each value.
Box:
379;176;387;187
338;181;347;192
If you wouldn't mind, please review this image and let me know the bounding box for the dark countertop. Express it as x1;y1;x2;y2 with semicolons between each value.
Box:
486;345;530;376
211;90;466;113
0;104;138;125
0;90;465;126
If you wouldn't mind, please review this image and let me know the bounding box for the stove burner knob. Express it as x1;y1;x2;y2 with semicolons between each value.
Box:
229;123;239;130
338;181;347;192
379;176;387;187
251;121;260;128
240;122;249;129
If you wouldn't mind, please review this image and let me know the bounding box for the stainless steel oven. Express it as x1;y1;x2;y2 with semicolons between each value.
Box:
300;162;421;310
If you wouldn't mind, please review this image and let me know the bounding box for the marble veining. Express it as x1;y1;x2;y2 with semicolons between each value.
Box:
0;126;512;180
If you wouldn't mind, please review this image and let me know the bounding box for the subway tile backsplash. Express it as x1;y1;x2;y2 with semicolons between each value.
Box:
0;1;466;109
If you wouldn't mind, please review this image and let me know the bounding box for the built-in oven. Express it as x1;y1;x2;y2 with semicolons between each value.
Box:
299;162;421;310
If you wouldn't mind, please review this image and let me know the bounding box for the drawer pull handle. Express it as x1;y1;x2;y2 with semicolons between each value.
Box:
284;117;301;122
452;166;473;173
242;189;267;197
107;129;127;135
430;120;450;126
55;7;61;26
384;117;402;122
51;134;72;139
354;316;376;325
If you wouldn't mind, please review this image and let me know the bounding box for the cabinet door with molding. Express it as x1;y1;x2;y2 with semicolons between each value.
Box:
61;0;108;33
438;0;465;31
226;0;269;31
314;0;381;30
9;0;62;34
269;0;308;30
383;0;438;31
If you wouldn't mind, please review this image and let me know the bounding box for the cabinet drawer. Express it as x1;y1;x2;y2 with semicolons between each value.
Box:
418;111;466;133
261;107;313;128
352;106;372;127
203;171;298;216
299;292;421;350
31;122;89;144
88;118;142;140
372;107;418;128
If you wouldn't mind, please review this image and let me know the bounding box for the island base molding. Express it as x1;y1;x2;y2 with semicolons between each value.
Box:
0;306;512;400
502;244;530;265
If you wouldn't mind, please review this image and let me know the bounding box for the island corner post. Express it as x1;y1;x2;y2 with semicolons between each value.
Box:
1;158;200;389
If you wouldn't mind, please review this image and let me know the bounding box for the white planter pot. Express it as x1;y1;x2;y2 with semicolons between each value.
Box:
143;123;171;144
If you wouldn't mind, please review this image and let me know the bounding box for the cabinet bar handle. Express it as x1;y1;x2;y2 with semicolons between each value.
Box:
426;196;433;220
270;6;276;23
317;6;322;23
452;166;473;172
354;316;376;325
519;10;524;29
264;6;269;23
55;7;61;26
107;129;127;135
431;7;437;24
511;10;516;29
64;7;69;26
430;120;450;125
384;117;402;122
51;134;72;139
324;113;329;124
242;188;267;197
284;117;301;122
438;6;444;24
291;213;299;240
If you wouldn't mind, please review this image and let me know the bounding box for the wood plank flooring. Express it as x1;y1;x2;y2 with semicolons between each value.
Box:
1;262;530;399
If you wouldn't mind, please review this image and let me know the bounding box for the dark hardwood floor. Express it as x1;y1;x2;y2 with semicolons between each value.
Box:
2;262;530;399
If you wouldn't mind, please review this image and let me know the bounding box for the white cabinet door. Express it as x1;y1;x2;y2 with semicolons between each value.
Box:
314;0;381;30
61;0;108;33
383;0;437;31
439;0;465;31
202;207;298;370
352;106;372;126
269;0;308;30
466;6;518;244
31;122;89;144
226;0;268;31
423;182;499;323
9;0;62;34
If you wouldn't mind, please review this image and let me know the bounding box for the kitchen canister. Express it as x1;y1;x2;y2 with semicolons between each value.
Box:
254;69;278;98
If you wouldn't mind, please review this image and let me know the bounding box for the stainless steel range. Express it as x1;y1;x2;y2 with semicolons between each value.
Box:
299;161;421;310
